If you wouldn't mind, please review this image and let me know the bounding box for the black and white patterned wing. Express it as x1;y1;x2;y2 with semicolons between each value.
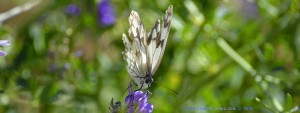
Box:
122;10;148;85
122;34;142;85
147;5;173;75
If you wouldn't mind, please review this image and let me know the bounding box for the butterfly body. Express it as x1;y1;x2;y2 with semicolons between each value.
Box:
122;6;173;90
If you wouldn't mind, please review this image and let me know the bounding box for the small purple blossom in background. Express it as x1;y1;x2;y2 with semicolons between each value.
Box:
65;4;81;16
125;84;154;113
97;0;116;26
0;40;10;56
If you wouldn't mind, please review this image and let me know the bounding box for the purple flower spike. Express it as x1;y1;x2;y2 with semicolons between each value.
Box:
97;0;116;26
0;40;10;56
65;4;81;16
125;84;154;113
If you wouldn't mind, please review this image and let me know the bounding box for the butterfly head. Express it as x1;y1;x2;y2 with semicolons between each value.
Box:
145;73;153;84
137;73;153;90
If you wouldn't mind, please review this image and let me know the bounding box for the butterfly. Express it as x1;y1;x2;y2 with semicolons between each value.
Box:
122;5;173;90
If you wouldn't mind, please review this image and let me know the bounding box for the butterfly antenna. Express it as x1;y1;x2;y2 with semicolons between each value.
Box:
153;81;179;95
122;84;130;95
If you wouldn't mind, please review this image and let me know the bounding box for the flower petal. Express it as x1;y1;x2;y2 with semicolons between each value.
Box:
125;94;134;108
0;51;7;56
65;4;81;16
0;40;10;46
134;91;145;102
144;103;154;112
125;84;135;108
138;103;154;113
128;107;134;113
97;0;116;26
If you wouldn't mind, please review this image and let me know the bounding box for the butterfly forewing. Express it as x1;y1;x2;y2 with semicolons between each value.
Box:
129;10;148;76
123;5;173;89
150;6;173;74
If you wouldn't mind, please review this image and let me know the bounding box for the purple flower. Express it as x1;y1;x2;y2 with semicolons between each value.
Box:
97;0;116;26
0;40;10;56
125;84;154;113
65;4;81;16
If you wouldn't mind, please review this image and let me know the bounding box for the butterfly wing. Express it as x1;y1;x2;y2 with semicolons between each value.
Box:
147;5;173;75
122;34;142;86
122;10;148;86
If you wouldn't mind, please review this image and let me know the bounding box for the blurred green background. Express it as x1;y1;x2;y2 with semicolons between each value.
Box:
0;0;300;113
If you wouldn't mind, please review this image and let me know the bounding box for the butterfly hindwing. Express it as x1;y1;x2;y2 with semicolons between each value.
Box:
122;34;142;84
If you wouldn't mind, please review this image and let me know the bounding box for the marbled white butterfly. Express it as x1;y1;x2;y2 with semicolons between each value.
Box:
122;5;173;90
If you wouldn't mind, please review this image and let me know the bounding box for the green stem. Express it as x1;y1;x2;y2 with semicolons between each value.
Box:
217;38;256;76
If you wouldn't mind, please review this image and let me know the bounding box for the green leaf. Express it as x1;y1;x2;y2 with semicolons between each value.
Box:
216;38;256;76
29;24;46;54
290;0;299;13
273;97;283;112
285;93;292;112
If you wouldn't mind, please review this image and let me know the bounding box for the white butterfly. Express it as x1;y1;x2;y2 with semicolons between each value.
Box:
122;5;173;90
